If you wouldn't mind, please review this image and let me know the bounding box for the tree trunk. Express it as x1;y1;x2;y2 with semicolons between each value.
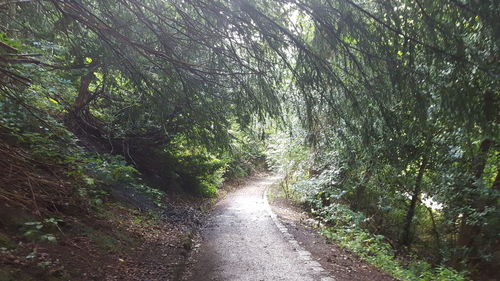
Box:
73;71;96;115
65;71;104;139
400;156;428;247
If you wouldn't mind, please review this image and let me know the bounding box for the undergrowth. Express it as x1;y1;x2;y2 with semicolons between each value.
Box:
291;180;468;281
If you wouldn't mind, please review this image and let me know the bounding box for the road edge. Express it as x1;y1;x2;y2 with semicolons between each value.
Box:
263;182;335;281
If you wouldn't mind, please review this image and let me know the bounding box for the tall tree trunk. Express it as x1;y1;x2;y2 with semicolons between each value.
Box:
401;156;428;247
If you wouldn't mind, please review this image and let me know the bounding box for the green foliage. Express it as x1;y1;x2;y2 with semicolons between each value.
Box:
88;155;139;185
133;183;166;208
165;136;227;197
83;154;167;207
0;32;21;49
284;159;472;280
321;226;467;281
223;123;267;179
22;218;62;243
1;99;167;209
265;123;311;197
305;197;468;280
78;187;108;206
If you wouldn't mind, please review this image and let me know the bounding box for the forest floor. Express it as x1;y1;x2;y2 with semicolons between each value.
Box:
184;174;395;281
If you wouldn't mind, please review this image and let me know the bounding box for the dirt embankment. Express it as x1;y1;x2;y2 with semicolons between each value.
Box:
0;134;207;281
0;191;205;281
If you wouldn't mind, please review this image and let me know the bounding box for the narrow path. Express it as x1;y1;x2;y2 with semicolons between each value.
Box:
188;175;334;281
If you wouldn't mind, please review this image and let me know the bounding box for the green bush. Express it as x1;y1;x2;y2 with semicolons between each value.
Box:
296;177;469;281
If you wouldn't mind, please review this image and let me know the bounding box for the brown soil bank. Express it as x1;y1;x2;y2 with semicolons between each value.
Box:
0;130;203;281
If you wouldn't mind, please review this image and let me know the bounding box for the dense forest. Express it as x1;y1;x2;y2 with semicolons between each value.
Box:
0;0;498;280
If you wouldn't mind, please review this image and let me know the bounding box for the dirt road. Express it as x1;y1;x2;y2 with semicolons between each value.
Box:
188;175;334;281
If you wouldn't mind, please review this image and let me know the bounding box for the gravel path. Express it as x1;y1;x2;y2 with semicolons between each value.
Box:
188;175;334;281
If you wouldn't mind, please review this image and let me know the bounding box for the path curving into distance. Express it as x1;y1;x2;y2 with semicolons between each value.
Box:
188;175;334;281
